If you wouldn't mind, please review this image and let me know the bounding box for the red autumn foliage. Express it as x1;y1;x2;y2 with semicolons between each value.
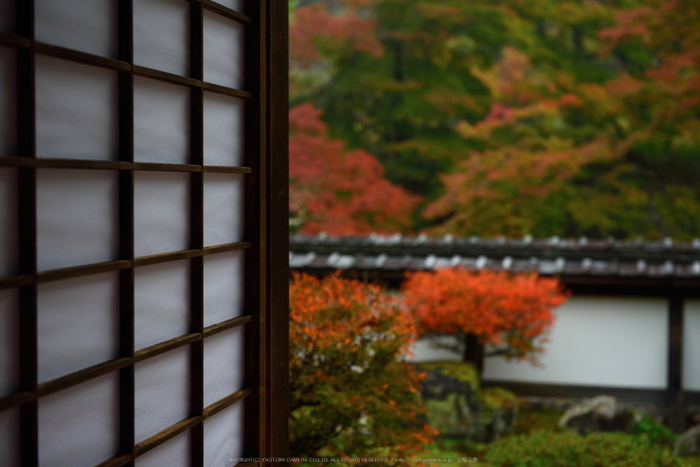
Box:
289;103;422;236
599;0;700;121
290;0;383;69
289;272;436;461
402;269;569;364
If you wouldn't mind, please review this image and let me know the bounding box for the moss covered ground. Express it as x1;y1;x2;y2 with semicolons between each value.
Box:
418;361;480;389
414;408;700;467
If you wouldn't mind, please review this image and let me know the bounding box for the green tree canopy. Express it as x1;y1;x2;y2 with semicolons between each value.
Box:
290;0;700;239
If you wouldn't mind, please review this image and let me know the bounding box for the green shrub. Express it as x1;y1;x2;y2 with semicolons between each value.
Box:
633;413;678;448
485;430;682;467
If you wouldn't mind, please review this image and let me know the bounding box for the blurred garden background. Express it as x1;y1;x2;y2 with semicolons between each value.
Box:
286;0;700;465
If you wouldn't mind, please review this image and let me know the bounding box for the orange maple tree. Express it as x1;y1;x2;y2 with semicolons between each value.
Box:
289;273;436;461
289;103;422;236
402;269;569;375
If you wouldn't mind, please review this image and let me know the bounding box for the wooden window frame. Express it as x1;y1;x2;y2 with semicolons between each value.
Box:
0;0;289;465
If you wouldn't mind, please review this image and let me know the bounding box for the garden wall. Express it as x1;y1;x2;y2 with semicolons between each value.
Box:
409;296;670;389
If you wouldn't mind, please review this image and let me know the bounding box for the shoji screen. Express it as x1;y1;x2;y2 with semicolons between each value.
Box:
0;1;289;466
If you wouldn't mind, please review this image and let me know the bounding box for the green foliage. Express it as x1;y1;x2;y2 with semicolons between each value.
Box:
511;409;563;436
415;437;483;465
290;0;700;240
479;387;517;412
682;457;700;467
418;361;480;390
633;413;678;448
485;430;683;467
289;273;435;461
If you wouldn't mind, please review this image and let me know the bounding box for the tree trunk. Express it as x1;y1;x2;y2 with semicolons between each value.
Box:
463;333;485;377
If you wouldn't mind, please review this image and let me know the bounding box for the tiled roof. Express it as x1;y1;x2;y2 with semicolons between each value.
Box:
289;233;700;280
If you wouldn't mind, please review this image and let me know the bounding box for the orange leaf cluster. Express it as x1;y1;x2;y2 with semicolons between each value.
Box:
290;103;422;236
289;273;437;461
290;273;417;354
402;269;568;361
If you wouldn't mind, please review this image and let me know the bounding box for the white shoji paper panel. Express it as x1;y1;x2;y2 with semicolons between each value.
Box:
210;0;244;11
203;92;244;167
38;372;120;467
0;47;17;156
35;0;117;58
36;169;118;271
36;56;118;161
134;172;190;257
134;260;190;350
0;168;18;276
203;9;244;89
134;0;190;77
203;173;244;247
203;401;244;467
203;250;244;327
203;326;244;407
135;347;190;443
37;272;119;383
683;300;700;391
135;430;190;467
0;408;20;467
0;289;19;396
134;76;190;164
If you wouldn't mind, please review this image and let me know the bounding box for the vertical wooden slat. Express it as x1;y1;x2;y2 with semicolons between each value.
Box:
265;0;289;463
18;283;37;467
17;1;37;465
190;2;205;466
243;0;263;459
118;1;135;463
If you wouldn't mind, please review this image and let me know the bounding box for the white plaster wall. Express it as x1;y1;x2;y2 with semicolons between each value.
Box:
408;296;669;389
683;300;700;391
480;296;669;389
407;335;462;363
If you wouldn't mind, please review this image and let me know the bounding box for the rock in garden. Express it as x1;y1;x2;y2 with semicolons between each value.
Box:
418;361;518;442
674;423;700;456
558;395;637;435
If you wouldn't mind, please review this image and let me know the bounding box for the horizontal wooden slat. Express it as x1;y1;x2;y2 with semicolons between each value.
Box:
34;159;130;170
34;42;131;71
95;454;133;467
134;415;202;457
132;162;201;173
201;80;252;99
0;275;32;290
201;0;253;25
203;315;252;338
1;157;254;174
203;388;252;419
203;165;253;174
133;249;202;268
134;333;201;364
133;64;202;88
134;65;253;99
203;241;252;256
0;391;34;412
0;33;32;49
15;245;253;285
0;156;35;167
36;358;131;397
36;260;132;283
